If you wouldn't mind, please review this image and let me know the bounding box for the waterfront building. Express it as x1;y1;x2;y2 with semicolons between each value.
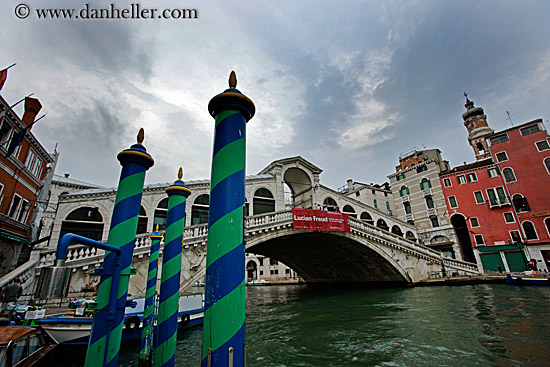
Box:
42;156;415;294
337;179;394;218
0;96;56;275
387;148;461;258
439;97;550;273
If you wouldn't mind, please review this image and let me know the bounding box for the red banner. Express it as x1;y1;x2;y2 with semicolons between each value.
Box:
292;208;350;232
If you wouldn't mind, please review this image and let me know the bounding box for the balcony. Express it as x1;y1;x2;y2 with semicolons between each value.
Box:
422;188;432;197
427;208;437;217
488;198;511;208
401;195;410;203
405;213;414;222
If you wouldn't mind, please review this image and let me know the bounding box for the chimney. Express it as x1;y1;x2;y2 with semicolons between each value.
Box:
22;97;42;129
64;173;70;178
347;179;354;191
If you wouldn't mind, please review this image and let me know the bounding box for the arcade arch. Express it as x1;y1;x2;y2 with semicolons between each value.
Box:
153;198;168;230
342;205;357;218
391;225;403;237
59;207;104;241
376;219;389;231
360;211;374;225
191;194;210;225
253;188;275;215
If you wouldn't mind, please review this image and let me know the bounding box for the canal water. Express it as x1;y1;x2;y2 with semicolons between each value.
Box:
63;284;550;366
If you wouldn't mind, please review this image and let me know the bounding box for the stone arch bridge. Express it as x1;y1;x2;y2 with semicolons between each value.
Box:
38;209;479;295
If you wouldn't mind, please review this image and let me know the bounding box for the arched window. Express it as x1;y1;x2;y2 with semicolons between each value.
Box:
386;201;391;211
137;206;148;234
545;157;550;174
153;198;169;231
503;168;516;183
399;186;409;197
419;178;431;190
253;188;275;215
60;207;104;241
360;212;374;225
426;196;435;209
342;205;357;218
430;235;450;244
512;194;530;212
522;221;538;240
323;197;338;212
391;225;403;236
376;219;389;231
374;199;378;209
191;194;209;225
476;142;485;154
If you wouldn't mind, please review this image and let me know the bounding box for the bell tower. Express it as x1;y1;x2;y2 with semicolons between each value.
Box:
462;93;493;161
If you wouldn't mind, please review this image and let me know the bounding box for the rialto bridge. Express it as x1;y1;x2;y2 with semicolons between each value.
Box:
18;156;479;299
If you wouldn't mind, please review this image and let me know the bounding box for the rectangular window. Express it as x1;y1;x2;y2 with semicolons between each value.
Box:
488;167;500;178
503;212;515;223
520;124;541;136
17;199;30;223
270;259;278;265
495;152;508;162
487;187;507;206
8;194;22;218
457;175;467;184
448;196;458;208
443;178;452;187
25;149;36;171
285;269;290;274
0;121;13;145
474;234;485;245
490;134;510;145
33;159;43;178
467;172;478;182
474;191;485;204
416;165;427;173
487;188;498;206
259;270;263;275
470;217;480;227
430;217;440;228
510;230;521;243
496;187;507;203
535;140;550;151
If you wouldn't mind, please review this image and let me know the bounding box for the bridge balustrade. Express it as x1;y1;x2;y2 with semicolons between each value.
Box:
37;209;478;278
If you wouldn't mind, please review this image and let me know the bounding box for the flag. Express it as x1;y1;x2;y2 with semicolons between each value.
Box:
0;68;8;92
5;125;29;158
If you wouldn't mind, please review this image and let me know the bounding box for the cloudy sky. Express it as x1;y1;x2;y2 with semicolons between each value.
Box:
1;0;549;189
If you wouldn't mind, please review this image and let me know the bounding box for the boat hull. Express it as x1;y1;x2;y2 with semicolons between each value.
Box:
506;273;550;285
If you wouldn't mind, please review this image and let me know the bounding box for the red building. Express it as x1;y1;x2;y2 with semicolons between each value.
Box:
0;95;55;275
440;97;550;273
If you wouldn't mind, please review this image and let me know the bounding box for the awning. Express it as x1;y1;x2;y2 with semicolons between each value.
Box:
0;230;27;243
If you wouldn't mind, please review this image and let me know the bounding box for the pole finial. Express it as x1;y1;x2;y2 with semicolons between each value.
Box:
178;167;183;180
137;128;145;145
229;71;237;89
155;224;159;232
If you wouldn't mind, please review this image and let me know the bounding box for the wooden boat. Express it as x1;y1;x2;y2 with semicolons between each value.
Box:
506;272;550;285
37;293;204;345
0;324;56;366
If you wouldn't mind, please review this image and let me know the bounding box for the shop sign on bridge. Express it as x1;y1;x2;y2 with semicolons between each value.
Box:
292;208;350;233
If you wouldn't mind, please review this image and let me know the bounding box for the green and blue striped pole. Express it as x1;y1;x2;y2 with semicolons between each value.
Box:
85;129;154;367
154;168;191;367
202;71;255;367
139;225;163;367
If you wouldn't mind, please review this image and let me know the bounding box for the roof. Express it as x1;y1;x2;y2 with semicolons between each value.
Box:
0;326;35;344
62;174;275;197
439;158;494;176
53;174;105;189
258;156;323;175
488;118;544;137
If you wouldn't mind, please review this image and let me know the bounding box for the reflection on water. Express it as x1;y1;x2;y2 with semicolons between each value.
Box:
58;284;550;366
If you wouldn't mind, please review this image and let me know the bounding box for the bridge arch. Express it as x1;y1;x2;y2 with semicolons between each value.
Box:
283;167;313;209
246;229;410;284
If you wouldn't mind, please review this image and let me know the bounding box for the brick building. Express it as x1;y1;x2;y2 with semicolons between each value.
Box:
0;96;55;274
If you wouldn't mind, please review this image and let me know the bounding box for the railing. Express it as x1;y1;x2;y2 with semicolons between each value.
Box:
422;188;432;197
0;258;39;303
426;208;437;217
38;209;479;278
401;195;410;203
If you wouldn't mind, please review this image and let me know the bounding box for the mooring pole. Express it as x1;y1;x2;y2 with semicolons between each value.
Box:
85;129;154;367
154;168;191;367
202;71;255;367
139;225;163;367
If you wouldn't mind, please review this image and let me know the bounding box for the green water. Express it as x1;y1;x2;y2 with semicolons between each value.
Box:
116;284;549;366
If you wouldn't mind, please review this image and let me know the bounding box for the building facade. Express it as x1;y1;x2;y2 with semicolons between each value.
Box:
440;98;550;273
0;96;55;275
388;148;461;258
